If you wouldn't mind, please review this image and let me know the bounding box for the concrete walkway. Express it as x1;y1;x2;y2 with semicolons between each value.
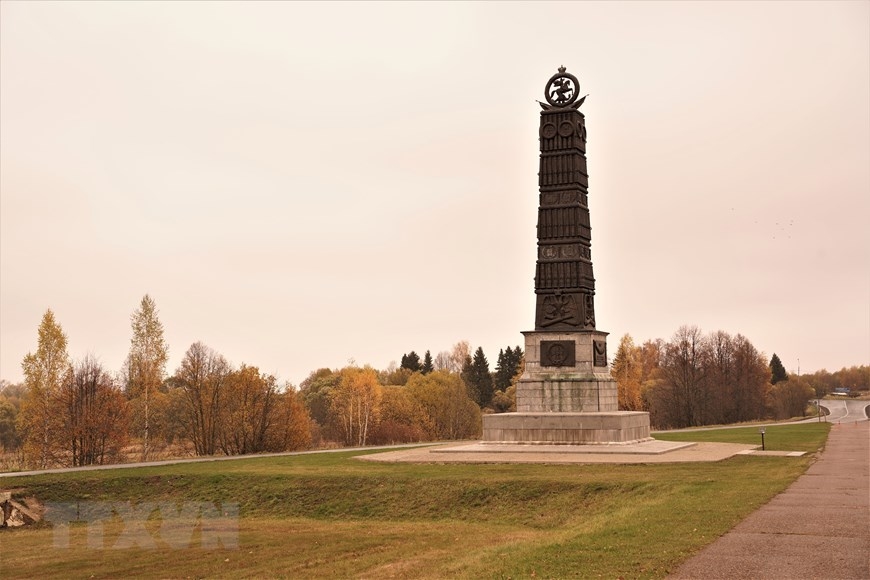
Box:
669;420;869;579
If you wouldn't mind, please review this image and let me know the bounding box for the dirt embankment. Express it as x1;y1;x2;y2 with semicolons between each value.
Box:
0;489;43;528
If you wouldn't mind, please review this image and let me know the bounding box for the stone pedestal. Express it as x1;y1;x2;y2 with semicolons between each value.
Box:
516;330;617;412
482;330;651;445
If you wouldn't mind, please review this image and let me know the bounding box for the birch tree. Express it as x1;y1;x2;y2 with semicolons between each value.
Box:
126;295;168;460
330;366;382;446
19;310;70;468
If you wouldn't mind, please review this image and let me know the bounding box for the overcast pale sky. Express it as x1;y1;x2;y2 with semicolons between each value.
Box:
1;1;868;387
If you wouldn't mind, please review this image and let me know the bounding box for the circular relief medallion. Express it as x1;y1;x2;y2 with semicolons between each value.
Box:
541;246;558;259
548;343;568;366
558;121;574;137
562;245;578;258
545;68;580;107
541;123;557;139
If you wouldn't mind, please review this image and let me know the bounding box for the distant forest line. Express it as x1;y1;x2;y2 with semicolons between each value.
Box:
1;295;867;470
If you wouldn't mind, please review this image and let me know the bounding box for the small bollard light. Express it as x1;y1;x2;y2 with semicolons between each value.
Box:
759;427;766;451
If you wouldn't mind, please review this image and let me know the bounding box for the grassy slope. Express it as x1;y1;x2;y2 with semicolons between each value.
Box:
0;423;830;579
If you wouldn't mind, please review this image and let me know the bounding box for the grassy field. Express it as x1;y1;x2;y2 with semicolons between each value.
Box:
654;421;829;452
0;423;830;579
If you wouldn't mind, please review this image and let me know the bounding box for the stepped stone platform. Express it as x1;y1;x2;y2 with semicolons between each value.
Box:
482;411;651;445
436;439;694;455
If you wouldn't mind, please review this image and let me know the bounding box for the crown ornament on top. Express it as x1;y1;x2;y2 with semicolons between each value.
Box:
540;66;587;110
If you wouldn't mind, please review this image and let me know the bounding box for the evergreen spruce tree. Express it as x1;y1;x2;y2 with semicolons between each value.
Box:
421;350;434;375
494;349;508;391
460;354;475;401
465;347;494;407
770;353;788;385
400;351;422;373
494;346;524;391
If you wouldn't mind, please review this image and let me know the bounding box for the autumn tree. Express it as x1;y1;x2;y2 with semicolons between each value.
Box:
299;368;339;428
218;366;311;455
0;400;19;453
172;342;229;456
58;356;129;466
218;365;279;455
836;365;869;392
707;332;769;423
612;334;644;411
19;310;70;468
643;328;771;428
769;354;788;385
368;385;433;444
799;366;869;397
330;366;382;446
491;384;517;413
433;341;471;373
379;363;413;386
433;350;452;372
770;375;814;419
125;295;169;460
652;326;710;428
449;341;471;374
0;382;24;452
269;388;312;451
406;371;481;440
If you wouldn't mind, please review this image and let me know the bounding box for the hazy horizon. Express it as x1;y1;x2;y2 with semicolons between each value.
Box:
2;1;868;386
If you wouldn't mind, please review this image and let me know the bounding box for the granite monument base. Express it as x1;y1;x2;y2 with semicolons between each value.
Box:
516;330;618;412
482;411;651;445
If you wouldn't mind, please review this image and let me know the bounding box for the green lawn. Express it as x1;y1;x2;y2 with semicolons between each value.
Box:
654;421;830;452
0;422;830;579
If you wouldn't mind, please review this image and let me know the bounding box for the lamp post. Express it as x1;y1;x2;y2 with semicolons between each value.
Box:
759;427;766;451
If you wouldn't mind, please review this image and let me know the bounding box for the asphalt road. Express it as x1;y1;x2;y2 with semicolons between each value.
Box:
815;398;870;424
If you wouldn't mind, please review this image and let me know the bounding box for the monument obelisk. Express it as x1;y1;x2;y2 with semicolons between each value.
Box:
482;67;650;444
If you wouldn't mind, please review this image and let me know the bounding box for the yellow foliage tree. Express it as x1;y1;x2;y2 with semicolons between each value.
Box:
368;385;433;444
218;365;311;454
58;356;129;466
330;366;382;447
612;334;644;411
125;295;168;460
406;371;481;440
19;310;70;469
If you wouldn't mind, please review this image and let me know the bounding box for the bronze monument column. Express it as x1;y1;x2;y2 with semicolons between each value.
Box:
482;68;650;443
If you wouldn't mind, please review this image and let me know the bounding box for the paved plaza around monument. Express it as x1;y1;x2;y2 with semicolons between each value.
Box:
358;440;759;464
